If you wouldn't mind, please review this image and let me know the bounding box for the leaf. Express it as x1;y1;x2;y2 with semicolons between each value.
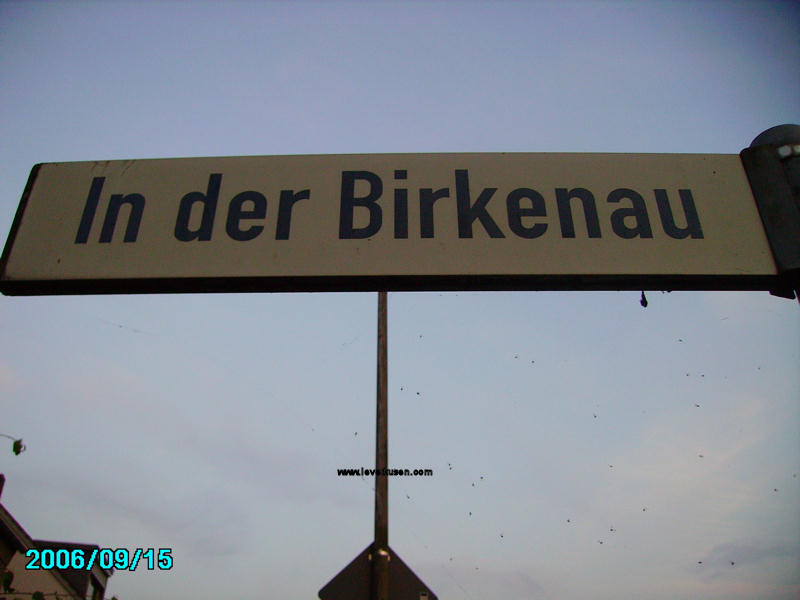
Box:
1;570;14;593
11;439;25;456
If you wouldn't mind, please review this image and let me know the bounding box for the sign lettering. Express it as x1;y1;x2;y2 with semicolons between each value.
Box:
0;153;779;294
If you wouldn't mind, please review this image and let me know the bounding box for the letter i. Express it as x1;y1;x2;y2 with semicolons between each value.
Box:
394;169;408;239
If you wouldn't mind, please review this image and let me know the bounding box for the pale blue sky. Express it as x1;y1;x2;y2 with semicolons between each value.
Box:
1;2;798;599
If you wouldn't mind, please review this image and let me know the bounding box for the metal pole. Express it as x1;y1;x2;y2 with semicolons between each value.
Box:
371;290;390;600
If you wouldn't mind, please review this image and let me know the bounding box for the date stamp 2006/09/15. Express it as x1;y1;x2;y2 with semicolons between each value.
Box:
25;547;173;571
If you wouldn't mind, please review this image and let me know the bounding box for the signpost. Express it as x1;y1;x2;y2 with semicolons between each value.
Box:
318;292;438;600
1;127;798;599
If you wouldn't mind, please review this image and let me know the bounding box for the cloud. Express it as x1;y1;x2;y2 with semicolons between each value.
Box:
0;361;15;389
422;560;546;600
699;541;800;577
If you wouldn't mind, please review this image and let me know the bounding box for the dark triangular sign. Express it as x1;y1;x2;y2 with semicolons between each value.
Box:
319;543;437;600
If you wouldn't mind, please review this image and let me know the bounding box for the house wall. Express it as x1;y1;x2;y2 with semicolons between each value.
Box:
4;552;78;599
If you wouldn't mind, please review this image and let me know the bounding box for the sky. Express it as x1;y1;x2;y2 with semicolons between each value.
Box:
0;1;798;599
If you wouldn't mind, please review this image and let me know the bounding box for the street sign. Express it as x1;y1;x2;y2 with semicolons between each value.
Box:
0;152;782;295
318;544;437;600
